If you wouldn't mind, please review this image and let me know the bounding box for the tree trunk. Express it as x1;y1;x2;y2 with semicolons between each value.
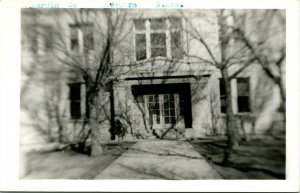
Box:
109;82;116;140
221;69;239;164
89;91;103;157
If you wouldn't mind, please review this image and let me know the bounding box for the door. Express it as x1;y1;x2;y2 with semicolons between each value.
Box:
147;94;161;129
147;93;180;129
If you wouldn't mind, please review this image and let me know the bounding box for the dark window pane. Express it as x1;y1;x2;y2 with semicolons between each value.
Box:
164;102;169;109
220;96;227;113
238;96;250;112
164;109;169;116
71;39;79;51
151;33;166;46
156;114;160;124
134;20;145;30
170;102;175;109
151;48;166;57
136;50;146;61
165;117;170;124
169;94;174;101
150;18;166;30
135;34;146;60
219;78;226;96
237;78;249;96
221;106;227;114
150;33;166;57
171;31;183;59
69;84;81;100
71;101;81;119
171;117;176;124
170;109;175;117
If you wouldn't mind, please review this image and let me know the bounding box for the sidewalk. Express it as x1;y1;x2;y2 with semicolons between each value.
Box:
94;140;222;179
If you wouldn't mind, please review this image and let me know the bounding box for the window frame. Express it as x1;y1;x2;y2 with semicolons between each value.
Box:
69;83;82;120
69;23;94;53
133;17;183;61
236;77;251;113
218;77;252;115
219;78;227;114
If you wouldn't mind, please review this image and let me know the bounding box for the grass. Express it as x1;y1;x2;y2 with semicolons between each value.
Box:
190;138;285;179
21;141;135;179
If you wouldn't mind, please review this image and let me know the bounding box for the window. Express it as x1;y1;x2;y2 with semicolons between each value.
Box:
219;78;227;114
163;94;176;124
70;23;94;53
134;17;182;61
237;78;251;112
69;83;81;119
28;25;53;54
219;77;251;114
148;95;160;125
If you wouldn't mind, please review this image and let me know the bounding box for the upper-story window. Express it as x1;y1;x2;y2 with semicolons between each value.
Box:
28;25;53;54
134;17;183;61
70;23;94;53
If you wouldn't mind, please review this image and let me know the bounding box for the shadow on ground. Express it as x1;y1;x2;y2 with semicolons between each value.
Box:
190;138;285;179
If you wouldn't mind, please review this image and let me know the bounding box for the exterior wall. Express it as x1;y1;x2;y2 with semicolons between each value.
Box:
21;9;284;145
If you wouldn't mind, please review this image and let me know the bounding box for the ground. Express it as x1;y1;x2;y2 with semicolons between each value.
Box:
21;142;135;179
21;138;285;180
190;137;285;179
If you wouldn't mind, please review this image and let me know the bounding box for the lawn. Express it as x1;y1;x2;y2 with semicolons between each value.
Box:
21;142;135;179
190;138;285;179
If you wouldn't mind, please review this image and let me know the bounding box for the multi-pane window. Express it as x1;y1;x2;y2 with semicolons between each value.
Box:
148;95;160;125
163;94;176;124
69;83;81;119
150;19;167;57
219;77;251;114
170;18;183;59
70;23;94;53
219;78;227;114
237;78;251;112
134;17;182;61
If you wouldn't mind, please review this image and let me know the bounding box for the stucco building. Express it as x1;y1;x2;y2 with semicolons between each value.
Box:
21;9;284;145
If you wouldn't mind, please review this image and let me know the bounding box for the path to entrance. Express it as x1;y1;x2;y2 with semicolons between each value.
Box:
94;140;222;179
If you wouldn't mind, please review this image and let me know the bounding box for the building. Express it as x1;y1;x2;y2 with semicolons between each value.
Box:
21;9;285;145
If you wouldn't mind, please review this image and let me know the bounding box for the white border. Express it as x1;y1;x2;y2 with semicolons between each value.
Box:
0;0;299;192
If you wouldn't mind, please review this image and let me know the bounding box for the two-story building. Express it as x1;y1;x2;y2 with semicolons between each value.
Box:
21;9;284;145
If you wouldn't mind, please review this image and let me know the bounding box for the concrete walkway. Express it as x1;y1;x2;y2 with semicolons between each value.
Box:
94;140;222;179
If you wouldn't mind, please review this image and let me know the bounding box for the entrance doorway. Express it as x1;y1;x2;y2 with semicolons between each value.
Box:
132;83;193;129
147;94;178;129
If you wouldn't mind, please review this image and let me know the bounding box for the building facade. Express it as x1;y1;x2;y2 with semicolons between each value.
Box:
21;9;284;144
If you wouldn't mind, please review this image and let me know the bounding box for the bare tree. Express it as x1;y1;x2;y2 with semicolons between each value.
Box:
231;10;286;121
22;9;132;156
